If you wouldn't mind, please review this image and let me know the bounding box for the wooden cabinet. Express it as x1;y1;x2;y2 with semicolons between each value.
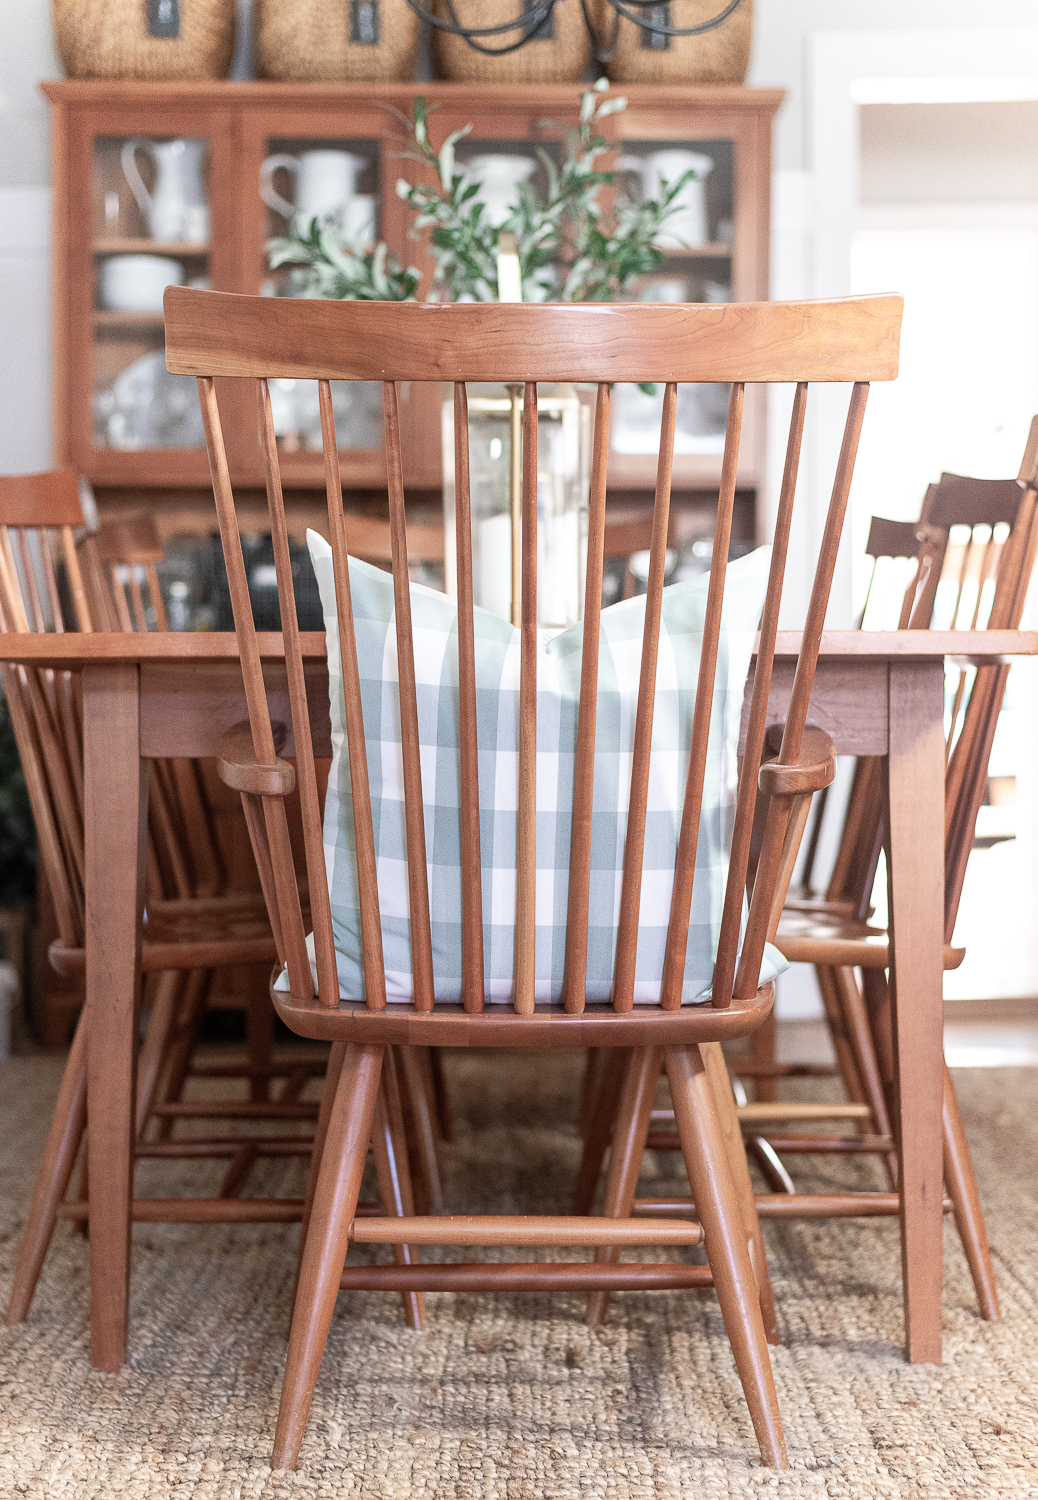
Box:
43;80;781;538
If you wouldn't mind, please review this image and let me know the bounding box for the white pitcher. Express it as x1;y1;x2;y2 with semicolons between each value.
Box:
464;154;537;229
121;138;210;244
621;150;715;249
260;150;368;234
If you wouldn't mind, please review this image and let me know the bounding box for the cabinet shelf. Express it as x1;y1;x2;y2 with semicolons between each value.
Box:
93;238;211;255
657;242;732;259
93;310;167;327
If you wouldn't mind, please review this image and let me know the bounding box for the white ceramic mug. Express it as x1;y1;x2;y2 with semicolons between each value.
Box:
260;150;369;232
99;254;184;313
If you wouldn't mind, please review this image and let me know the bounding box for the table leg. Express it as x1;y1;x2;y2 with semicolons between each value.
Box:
84;664;148;1370
885;659;946;1363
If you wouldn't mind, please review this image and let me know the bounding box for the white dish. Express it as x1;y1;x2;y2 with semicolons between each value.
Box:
99;254;184;313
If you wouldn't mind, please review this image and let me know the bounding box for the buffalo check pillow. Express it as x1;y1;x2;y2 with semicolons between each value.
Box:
301;530;786;1006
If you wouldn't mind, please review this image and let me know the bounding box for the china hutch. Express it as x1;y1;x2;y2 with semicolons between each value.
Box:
43;80;782;545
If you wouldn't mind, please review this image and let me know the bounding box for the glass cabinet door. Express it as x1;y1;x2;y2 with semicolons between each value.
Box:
609;130;737;483
62;106;238;486
91;133;212;456
238;109;410;487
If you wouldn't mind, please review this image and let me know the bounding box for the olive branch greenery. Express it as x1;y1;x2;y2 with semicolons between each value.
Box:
266;80;697;307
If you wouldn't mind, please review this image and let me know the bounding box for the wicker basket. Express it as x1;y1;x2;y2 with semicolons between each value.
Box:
602;0;752;85
432;0;591;84
53;0;235;81
255;0;421;81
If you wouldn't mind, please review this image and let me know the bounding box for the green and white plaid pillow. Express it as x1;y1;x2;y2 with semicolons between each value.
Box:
304;530;785;1006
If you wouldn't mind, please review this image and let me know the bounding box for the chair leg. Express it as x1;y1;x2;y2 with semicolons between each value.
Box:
427;1047;453;1142
942;1059;1000;1321
747;1009;777;1102
294;1040;348;1299
816;965;867;1104
833;965;898;1187
273;1042;384;1471
155;967;210;1140
701;1042;780;1346
665;1045;788;1470
371;1050;425;1331
135;970;182;1139
247;984;275;1104
395;1045;444;1214
6;1011;88;1323
586;1047;661;1329
572;1048;630;1215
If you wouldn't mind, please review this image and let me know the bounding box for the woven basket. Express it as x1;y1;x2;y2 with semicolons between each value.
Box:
53;0;235;81
602;0;751;85
432;0;591;84
255;0;421;81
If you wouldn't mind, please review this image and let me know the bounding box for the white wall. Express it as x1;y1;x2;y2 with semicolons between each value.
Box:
0;187;51;471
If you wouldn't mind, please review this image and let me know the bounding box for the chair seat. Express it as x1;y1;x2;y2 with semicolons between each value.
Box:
270;975;777;1047
775;912;965;971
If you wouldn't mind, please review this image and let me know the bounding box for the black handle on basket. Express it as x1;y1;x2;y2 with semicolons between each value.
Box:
401;0;560;56
606;0;744;40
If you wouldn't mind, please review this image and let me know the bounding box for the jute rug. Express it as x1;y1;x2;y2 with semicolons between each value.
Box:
2;1047;1037;1499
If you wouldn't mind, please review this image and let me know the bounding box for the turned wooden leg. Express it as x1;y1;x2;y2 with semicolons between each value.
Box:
572;1048;630;1215
395;1046;444;1214
155;968;210;1141
6;1012;88;1323
247;984;275;1104
427;1047;453;1142
134;970;182;1139
371;1050;425;1331
833;965;898;1187
586;1047;661;1329
942;1060;1000;1321
816;965;867;1103
273;1043;384;1471
293;1040;348;1299
701;1042;780;1346
748;1009;777;1103
666;1045;788;1470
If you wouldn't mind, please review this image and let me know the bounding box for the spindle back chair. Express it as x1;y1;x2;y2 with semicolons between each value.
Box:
760;437;1038;1322
165;286;901;1471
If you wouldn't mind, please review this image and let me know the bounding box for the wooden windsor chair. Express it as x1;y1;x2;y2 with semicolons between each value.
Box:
585;437;1038;1333
165;284;901;1470
0;475;432;1334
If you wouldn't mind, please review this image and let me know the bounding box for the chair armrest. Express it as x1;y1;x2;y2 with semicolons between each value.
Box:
216;722;295;797
757;727;836;798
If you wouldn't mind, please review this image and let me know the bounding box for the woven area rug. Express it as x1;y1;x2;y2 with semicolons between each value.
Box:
2;1047;1037;1499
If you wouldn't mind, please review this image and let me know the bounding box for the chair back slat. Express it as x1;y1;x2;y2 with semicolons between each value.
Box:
452;383;485;1012
662;383;743;1009
62;527;93;633
384;380;436;1010
196;374;314;1002
712;382;808;1005
16;532;49;633
612;382;679;1013
256;379;339;1007
735;382;870;998
163;290;903;1019
318;380;386;1010
562;382;610;1015
514;381;539;1015
38;534;66;635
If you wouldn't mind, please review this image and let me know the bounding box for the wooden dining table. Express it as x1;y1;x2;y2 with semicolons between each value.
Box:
3;625;1034;1372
